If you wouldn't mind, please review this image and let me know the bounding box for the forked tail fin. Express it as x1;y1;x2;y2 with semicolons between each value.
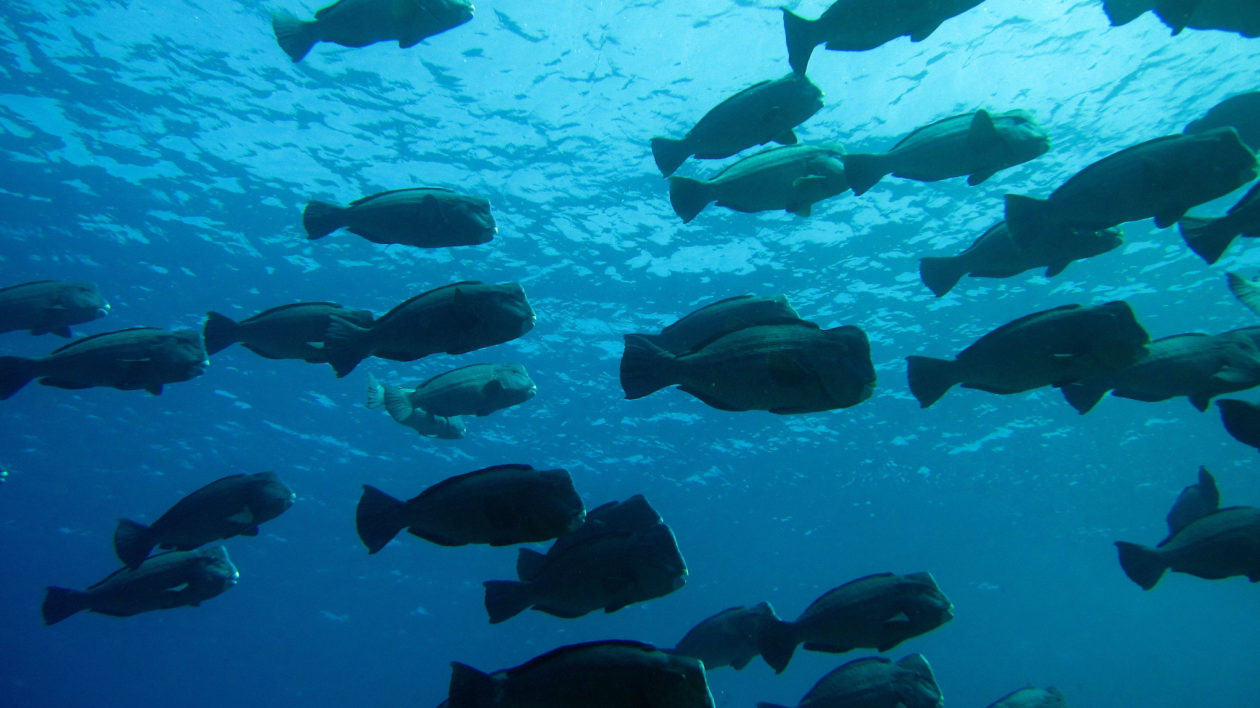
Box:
650;137;691;177
483;580;532;624
782;8;820;75
1115;541;1166;590
272;11;318;63
42;587;89;625
668;176;713;224
113;519;157;569
202;312;240;356
1179;216;1236;265
355;485;409;554
905;356;958;408
919;256;968;297
620;335;678;399
0;356;38;400
302;201;346;240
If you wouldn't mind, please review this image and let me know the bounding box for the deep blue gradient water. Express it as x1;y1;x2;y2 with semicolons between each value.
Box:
3;1;1260;706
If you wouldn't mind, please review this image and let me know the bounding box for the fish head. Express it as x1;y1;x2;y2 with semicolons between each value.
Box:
64;282;110;317
254;473;297;519
196;546;240;590
455;196;496;244
655;655;715;708
815;325;877;407
433;415;467;440
494;364;537;403
434;0;475;26
998;110;1052;161
480;283;536;339
158;329;212;381
1198;127;1259;185
1088;301;1151;369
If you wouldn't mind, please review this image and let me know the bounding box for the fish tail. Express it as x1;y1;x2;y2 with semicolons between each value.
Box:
1101;0;1151;26
1179;216;1236;265
1060;379;1109;415
41;587;89;625
113;519;157;569
1228;271;1260;317
841;153;889;196
756;618;798;674
482;580;532;624
365;372;385;409
905;355;959;408
302;200;346;240
650;136;691;177
0;356;37;400
355;485;409;554
1003;193;1067;248
619;334;678;400
202;311;240;356
448;662;497;708
323;315;372;378
782;7;819;75
1115;541;1167;590
918;256;968;297
381;384;416;423
272;10;317;63
668;176;713;224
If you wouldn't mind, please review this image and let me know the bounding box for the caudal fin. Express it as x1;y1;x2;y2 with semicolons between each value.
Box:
668;176;713;224
302;201;346;240
42;587;88;625
1227;272;1260;316
756;618;798;674
620;334;677;399
842;153;890;196
202;312;240;356
0;356;37;400
650;137;691;177
483;580;532;624
1179;216;1236;265
1060;379;1110;415
365;372;385;409
1102;0;1154;26
272;10;317;63
356;485;409;554
382;384;416;423
113;519;157;569
782;8;819;75
906;356;959;408
448;662;497;708
323;316;373;378
919;256;968;297
1115;541;1167;589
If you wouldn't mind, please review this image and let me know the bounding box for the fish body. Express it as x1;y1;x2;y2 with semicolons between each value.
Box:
671;602;780;671
1185;91;1260;151
1004;128;1257;246
906;301;1151;408
651;73;824;177
41;547;238;625
354;464;585;552
985;686;1067;708
203;302;374;362
113;472;295;569
1178;180;1260;264
641;294;803;356
399;363;536;418
621;321;876;414
1217;398;1260;450
272;0;474;62
757;572;954;674
1163;467;1219;546
0;327;208;400
302;188;495;248
757;653;944;708
919;221;1121;297
323;281;535;377
1116;506;1260;589
1105;0;1260;37
365;372;465;438
844;109;1050;196
0;280;109;337
668;144;848;223
447;640;715;708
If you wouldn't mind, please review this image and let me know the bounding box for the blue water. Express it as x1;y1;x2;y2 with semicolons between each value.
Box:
3;1;1260;706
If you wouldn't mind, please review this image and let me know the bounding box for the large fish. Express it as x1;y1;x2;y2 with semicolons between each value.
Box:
1185;91;1260;151
365;372;465;439
1178;181;1260;264
1217;398;1260;451
757;572;954;674
638;294;803;356
844;109;1050;196
651;73;824;177
1115;506;1260;589
1103;0;1260;37
377;362;536;419
323;281;535;377
114;472;296;569
757;654;944;708
1163;467;1219;546
302;188;495;249
0;327;208;400
272;0;474;63
906;302;1151;408
668;144;849;223
446;640;715;708
670;602;780;671
621;321;876;414
782;0;985;74
919;221;1121;298
41;547;238;626
354;464;585;552
984;687;1067;708
1004;128;1257;247
203;302;374;362
0;280;109;337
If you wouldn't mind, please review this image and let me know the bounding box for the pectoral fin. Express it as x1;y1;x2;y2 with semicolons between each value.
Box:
1044;261;1069;277
227;509;256;525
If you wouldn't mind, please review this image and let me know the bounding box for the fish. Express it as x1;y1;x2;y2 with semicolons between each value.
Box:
651;73;824;177
622;321;876;414
1163;467;1220;546
1115;506;1260;589
1217;398;1260;451
1178;181;1260;264
1185;91;1260;151
844;109;1051;196
668;143;848;223
354;464;585;552
376;363;536;419
984;686;1067;708
271;0;474;63
757;572;954;674
1057;331;1260;414
756;654;944;708
1104;0;1260;38
782;0;985;74
1227;271;1260;316
203;302;374;363
0;280;109;337
919;221;1122;297
446;640;715;708
1004;128;1257;248
0;327;208;400
539;494;663;556
322;281;535;378
670;602;780;671
113;472;296;569
41;547;238;626
365;372;466;439
638;294;804;356
302;188;496;249
906;302;1151;408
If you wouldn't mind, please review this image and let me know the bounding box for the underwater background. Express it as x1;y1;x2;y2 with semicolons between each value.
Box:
2;0;1260;706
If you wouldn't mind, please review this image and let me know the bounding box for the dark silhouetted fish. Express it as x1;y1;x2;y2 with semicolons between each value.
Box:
373;363;536;419
355;464;585;553
0;280;109;337
1163;467;1219;546
668;144;848;223
1217;398;1260;450
757;572;954;674
1116;506;1260;589
535;494;662;559
446;640;715;708
639;294;803;356
203;302;374;362
272;0;474;62
651;73;823;177
0;327;208;400
1179;181;1260;264
302;188;495;248
985;686;1067;708
844;109;1050;196
1104;0;1260;37
365;373;466;439
1185;91;1260;151
757;654;943;708
42;547;238;626
114;472;295;569
906;302;1150;408
670;602;780;671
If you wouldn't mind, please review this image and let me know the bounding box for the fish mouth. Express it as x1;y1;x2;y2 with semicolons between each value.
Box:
97;303;111;316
